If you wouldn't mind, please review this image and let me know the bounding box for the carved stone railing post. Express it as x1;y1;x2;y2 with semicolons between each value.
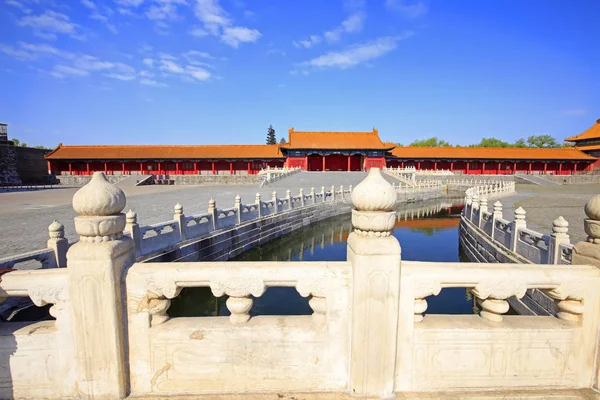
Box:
490;201;502;241
321;186;325;202
347;168;400;397
349;184;353;193
471;194;479;221
299;188;305;207
272;190;279;213
310;187;315;204
340;185;344;200
477;197;487;229
67;172;133;399
286;189;292;210
573;195;600;266
331;185;335;201
548;216;570;264
234;195;242;224
208;198;218;230
125;210;141;258
255;193;262;218
47;220;68;268
510;207;526;252
174;202;187;241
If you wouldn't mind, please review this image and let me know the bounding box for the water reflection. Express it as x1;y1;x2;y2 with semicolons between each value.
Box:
168;197;472;318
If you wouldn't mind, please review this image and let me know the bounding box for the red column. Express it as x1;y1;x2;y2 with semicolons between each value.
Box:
450;161;454;172
466;162;470;174
321;155;325;171
513;162;517;174
528;162;532;174
543;162;547;174
229;161;233;175
347;155;351;171
122;161;125;175
86;162;90;175
157;161;161;174
194;161;198;174
574;162;578;174
104;162;108;174
69;162;73;175
497;162;501;174
47;161;52;175
417;161;421;170
304;155;308;170
140;162;143;174
247;161;251;174
558;162;562;175
401;161;405;168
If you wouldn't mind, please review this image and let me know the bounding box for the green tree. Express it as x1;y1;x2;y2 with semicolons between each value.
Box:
266;125;276;145
409;137;452;147
472;137;511;148
11;138;20;146
513;138;527;148
279;137;287;144
21;143;27;147
526;134;560;148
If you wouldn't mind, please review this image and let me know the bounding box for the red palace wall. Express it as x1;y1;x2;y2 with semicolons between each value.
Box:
385;159;591;175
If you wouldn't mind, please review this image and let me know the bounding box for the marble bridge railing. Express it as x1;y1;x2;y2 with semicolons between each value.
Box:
462;183;573;265
2;169;600;399
258;166;301;186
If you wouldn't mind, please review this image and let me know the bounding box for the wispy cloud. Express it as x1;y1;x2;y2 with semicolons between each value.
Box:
81;0;118;34
293;2;366;49
293;35;321;49
154;53;212;81
385;0;427;18
17;10;85;40
146;0;187;30
562;109;588;116
6;0;33;14
114;0;146;7
0;42;137;81
140;78;168;87
193;0;261;47
300;34;413;71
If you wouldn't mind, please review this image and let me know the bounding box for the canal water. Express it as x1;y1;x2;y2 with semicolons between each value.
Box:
169;197;474;318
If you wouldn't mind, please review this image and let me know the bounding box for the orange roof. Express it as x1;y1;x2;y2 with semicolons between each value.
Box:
390;146;596;161
575;144;600;151
281;127;394;150
565;119;600;142
45;144;284;160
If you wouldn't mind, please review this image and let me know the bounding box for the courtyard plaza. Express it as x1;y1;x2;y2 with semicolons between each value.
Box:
0;171;595;257
0;172;367;256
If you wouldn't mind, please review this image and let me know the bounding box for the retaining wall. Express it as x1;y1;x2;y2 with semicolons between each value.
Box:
56;174;260;186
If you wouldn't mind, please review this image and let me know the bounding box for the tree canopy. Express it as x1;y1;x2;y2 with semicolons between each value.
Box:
397;135;568;148
279;137;287;144
409;137;452;147
266;125;277;145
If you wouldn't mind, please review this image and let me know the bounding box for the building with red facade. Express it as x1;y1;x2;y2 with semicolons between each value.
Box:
45;124;598;177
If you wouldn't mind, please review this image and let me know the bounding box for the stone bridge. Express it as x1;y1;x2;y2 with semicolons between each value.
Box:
0;169;600;399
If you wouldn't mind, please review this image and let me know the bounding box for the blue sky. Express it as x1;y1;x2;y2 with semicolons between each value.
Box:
0;0;598;148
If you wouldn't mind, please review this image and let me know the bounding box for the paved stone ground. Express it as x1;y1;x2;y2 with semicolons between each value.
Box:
495;184;599;242
0;172;370;257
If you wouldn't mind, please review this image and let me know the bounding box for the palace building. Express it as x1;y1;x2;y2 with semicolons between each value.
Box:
45;122;598;177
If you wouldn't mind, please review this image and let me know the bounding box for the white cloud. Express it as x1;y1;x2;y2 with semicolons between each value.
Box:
114;0;145;7
301;34;413;70
17;10;85;40
385;0;427;18
193;0;261;47
142;57;154;67
140;70;154;77
562;109;588;116
0;43;35;59
221;26;261;48
183;50;214;60
50;64;90;78
293;35;321;49
6;0;32;14
157;54;212;81
140;78;168;87
324;11;365;43
106;72;136;80
82;0;119;34
0;42;72;60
